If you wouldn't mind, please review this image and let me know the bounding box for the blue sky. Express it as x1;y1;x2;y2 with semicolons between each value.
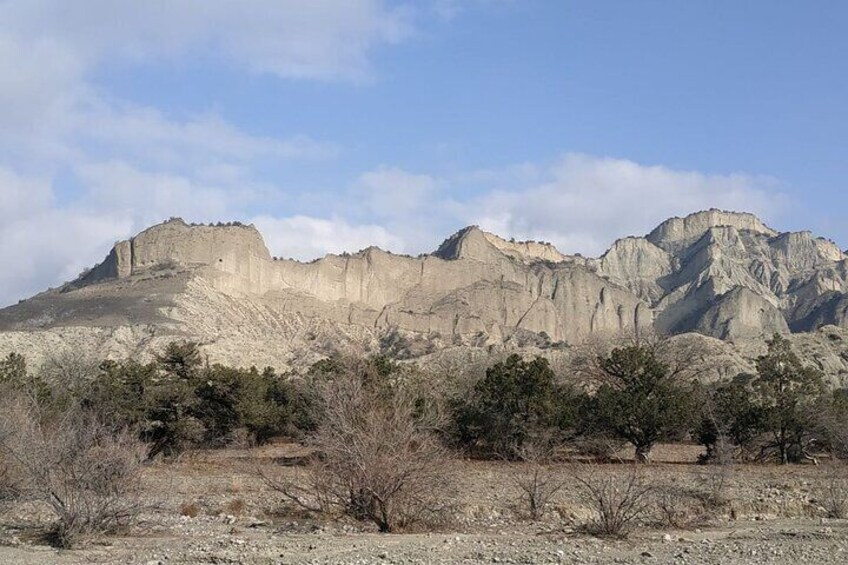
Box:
0;1;846;306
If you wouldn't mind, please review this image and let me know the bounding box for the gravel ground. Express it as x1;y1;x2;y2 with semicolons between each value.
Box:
2;444;847;564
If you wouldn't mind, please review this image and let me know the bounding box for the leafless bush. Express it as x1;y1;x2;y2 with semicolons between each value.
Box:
259;462;336;515
0;395;147;548
0;443;20;507
571;464;654;538
512;439;566;520
653;485;692;529
264;376;454;532
693;461;732;510
40;349;100;399
820;472;848;519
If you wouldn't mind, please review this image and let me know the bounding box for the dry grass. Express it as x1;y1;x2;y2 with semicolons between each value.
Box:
179;501;201;518
224;498;246;516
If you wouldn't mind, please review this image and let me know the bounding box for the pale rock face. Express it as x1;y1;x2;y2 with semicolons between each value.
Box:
593;237;673;305
0;219;651;368
4;209;848;374
695;287;789;340
647;209;777;254
480;231;569;264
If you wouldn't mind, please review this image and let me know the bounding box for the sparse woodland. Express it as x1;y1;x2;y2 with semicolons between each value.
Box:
1;333;848;549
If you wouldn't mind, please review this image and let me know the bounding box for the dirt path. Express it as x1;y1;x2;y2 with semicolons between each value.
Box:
1;519;846;565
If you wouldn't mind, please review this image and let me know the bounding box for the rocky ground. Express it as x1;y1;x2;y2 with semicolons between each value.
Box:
1;444;847;564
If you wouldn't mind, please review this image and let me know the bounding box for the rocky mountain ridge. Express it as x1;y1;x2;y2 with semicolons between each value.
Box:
2;209;848;377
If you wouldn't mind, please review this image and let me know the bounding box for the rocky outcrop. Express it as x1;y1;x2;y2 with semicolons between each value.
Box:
694;287;789;340
0;219;651;361
591;210;848;341
3;209;848;373
646;209;777;254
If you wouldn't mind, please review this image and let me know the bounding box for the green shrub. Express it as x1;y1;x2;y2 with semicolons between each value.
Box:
583;345;697;462
453;354;581;458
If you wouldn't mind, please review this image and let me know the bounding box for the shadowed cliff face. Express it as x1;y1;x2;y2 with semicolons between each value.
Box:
3;209;848;370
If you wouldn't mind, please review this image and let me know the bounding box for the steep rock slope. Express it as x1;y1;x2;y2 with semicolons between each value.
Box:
0;219;649;367
3;211;848;373
592;210;848;340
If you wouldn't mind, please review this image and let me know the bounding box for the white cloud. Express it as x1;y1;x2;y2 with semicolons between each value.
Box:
0;0;412;81
0;167;134;306
0;163;270;307
79;106;336;168
0;1;424;307
462;153;785;255
0;169;55;223
0;0;404;177
253;215;405;260
356;166;439;217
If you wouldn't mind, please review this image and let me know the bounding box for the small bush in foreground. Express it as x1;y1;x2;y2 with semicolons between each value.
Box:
512;439;567;520
265;368;453;532
179;501;201;518
572;464;653;538
0;396;146;548
821;473;848;519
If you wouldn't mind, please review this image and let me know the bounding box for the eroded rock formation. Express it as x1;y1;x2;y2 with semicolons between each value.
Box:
2;210;848;375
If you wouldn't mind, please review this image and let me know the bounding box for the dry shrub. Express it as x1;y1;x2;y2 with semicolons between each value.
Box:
693;462;731;510
0;394;147;548
225;498;246;516
653;485;693;529
820;472;848;519
571;464;653;538
179;501;201;518
263;375;453;532
652;480;718;529
513;439;566;520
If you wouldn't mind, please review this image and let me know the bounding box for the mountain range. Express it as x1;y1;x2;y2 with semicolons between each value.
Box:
3;209;848;380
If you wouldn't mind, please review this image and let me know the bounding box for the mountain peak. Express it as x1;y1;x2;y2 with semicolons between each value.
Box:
646;209;777;253
433;226;567;263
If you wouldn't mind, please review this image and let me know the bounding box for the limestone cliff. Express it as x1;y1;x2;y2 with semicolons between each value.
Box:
3;210;848;375
592;209;848;341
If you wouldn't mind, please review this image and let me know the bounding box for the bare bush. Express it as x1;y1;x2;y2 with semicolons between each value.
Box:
571;464;654;538
259;463;335;515
179;501;201;518
0;396;147;548
265;375;453;532
820;472;848;519
693;461;732;511
512;439;566;520
653;485;695;529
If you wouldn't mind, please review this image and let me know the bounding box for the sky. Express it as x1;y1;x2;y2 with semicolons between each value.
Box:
1;1;846;307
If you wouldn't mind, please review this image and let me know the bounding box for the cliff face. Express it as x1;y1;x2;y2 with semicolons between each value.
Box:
592;210;848;340
3;210;848;371
81;219;271;288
